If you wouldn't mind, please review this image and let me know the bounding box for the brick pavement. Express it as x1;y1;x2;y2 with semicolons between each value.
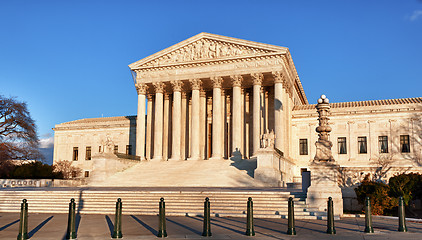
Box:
1;213;422;239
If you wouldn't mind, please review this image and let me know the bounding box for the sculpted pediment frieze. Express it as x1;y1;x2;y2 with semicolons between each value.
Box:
129;33;287;69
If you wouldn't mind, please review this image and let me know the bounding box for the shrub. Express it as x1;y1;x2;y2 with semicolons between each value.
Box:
389;173;422;205
354;176;397;215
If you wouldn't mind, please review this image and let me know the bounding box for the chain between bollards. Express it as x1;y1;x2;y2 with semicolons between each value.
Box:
364;197;374;233
202;197;212;237
287;197;296;235
112;198;123;238
245;197;255;236
398;196;407;232
157;197;168;238
17;199;28;240
326;197;336;234
66;198;77;239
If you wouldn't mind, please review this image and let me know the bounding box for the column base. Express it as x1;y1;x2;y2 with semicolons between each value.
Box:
187;157;201;161
168;157;182;161
151;156;163;161
209;156;223;160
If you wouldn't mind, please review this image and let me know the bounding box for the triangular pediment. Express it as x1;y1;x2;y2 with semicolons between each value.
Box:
129;33;287;69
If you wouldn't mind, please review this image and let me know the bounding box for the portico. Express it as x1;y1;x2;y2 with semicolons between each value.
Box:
130;33;308;161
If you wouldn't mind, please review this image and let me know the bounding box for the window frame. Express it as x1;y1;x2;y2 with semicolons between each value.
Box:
73;147;78;161
85;146;91;160
379;136;389;153
400;135;410;153
358;136;367;154
299;139;308;155
338;137;347;154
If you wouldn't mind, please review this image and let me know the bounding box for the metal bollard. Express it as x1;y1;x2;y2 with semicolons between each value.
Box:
17;199;28;240
66;198;77;239
326;197;336;234
112;198;123;238
398;196;407;232
364;197;374;233
157;198;168;238
202;197;212;237
287;197;296;235
245;197;255;236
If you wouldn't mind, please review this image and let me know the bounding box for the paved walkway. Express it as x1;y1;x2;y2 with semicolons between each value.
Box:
0;213;421;239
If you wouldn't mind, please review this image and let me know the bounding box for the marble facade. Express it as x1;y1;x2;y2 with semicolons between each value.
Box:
53;33;422;194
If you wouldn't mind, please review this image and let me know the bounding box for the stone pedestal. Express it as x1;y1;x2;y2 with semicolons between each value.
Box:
307;161;343;216
254;149;282;187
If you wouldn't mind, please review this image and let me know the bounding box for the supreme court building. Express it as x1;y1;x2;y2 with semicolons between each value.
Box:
53;33;422;186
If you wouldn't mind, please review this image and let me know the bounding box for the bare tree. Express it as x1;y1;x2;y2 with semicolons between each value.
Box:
0;95;42;161
53;160;82;179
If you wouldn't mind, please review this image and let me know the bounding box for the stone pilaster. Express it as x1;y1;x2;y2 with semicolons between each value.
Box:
169;81;183;161
231;75;242;158
135;83;147;160
210;76;223;159
189;79;202;160
152;82;165;161
251;73;263;155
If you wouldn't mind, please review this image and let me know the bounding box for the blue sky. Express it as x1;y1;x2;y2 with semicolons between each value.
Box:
1;0;421;143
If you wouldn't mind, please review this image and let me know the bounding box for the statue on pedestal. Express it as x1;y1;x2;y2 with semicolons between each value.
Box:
307;94;343;216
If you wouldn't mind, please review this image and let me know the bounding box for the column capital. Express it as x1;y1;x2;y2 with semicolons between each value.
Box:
230;75;243;87
181;91;188;99
272;71;285;84
135;83;148;95
153;82;165;93
189;79;202;90
251;73;263;85
200;90;207;98
170;80;183;92
147;94;154;101
211;76;223;88
164;92;171;100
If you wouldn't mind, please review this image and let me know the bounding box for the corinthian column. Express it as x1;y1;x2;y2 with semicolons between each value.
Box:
169;81;183;161
135;83;147;160
146;94;153;159
189;79;202;160
152;82;165;161
272;71;285;152
210;76;223;159
251;73;263;155
230;75;242;157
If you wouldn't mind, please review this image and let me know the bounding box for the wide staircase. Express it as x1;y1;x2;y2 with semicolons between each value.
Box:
0;188;324;219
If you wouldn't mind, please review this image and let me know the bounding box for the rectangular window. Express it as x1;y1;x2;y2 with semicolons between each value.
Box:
85;146;91;160
84;171;89;178
73;147;78;161
379;136;388;153
338;137;347;154
299;139;308;155
126;145;132;155
358;136;367;154
114;145;118;154
99;146;102;152
400;135;410;153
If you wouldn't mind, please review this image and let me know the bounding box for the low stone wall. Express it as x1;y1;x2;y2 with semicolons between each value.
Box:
52;179;85;187
0;179;53;188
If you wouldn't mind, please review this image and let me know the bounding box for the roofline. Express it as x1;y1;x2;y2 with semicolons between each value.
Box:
292;97;422;111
